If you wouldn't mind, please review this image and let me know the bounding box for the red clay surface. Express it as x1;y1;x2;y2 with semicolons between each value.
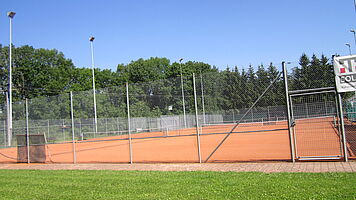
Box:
344;121;356;158
0;117;350;163
294;117;343;158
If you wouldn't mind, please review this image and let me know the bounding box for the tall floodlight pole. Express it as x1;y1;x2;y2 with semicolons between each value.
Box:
89;36;98;135
7;11;15;147
351;30;356;97
346;43;352;55
179;58;187;128
351;29;356;47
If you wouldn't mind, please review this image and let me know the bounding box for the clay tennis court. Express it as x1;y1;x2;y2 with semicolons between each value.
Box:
293;117;344;159
0;117;351;163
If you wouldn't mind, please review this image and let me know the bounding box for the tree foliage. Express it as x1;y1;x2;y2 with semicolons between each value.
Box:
0;44;337;120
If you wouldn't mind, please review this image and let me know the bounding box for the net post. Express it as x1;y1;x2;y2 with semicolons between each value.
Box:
337;93;349;162
70;91;77;164
232;110;235;122
116;117;120;135
62;119;65;141
47;120;50;141
25;98;30;164
282;61;296;163
79;119;83;141
251;109;254;122
92;118;95;137
126;82;133;164
42;127;52;163
193;73;202;163
105;118;108;135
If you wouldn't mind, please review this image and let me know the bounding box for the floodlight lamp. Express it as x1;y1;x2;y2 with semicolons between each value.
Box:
346;43;351;47
351;29;356;33
89;36;95;42
7;11;16;18
179;58;183;62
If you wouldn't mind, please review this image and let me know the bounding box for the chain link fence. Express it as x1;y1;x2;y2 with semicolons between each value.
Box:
343;95;356;159
0;64;355;163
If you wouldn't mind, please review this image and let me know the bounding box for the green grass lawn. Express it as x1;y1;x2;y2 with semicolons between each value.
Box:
0;170;355;200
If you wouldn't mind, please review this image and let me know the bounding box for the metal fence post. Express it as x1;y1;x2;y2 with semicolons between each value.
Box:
25;98;30;164
193;73;202;163
126;82;133;164
337;93;349;162
289;95;298;159
200;72;206;125
70;91;77;164
3;120;6;147
282;61;296;163
334;94;343;155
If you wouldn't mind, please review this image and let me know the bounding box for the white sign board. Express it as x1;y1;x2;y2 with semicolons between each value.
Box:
333;55;356;93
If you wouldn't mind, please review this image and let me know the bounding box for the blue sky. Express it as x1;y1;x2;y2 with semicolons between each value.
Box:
0;0;355;71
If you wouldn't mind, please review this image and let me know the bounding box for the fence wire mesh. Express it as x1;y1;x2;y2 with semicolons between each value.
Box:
126;76;201;162
343;96;356;159
73;85;130;163
195;70;290;162
1;62;355;163
290;92;342;159
28;94;72;163
0;69;292;163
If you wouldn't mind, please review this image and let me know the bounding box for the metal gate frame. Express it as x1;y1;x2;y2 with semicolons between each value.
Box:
289;89;344;160
283;66;349;162
282;62;348;162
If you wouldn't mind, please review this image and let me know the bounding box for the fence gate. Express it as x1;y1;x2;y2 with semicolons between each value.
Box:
289;90;344;160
